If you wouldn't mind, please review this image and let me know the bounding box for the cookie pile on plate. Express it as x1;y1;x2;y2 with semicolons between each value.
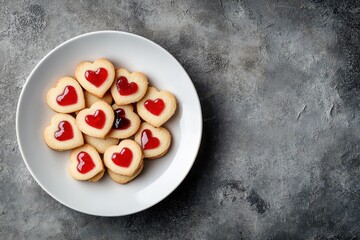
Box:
44;58;176;184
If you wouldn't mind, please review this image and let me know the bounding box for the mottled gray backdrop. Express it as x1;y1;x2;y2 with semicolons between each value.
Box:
1;0;359;239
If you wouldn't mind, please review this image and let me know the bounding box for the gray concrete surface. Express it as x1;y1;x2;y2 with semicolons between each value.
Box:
1;0;360;239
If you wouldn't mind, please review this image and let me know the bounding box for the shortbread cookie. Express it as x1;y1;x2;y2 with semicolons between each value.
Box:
69;144;105;181
134;122;171;159
110;68;148;105
89;170;105;182
107;104;141;139
136;87;176;127
104;139;143;176
76;101;114;138
108;163;143;184
84;91;112;108
84;135;119;154
44;113;84;151
75;58;115;98
46;77;85;113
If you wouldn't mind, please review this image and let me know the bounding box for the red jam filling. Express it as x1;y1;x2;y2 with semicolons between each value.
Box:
77;151;95;174
112;147;133;168
54;121;73;141
144;99;165;116
116;76;138;96
85;110;106;129
141;129;160;150
112;108;130;130
56;85;78;106
84;68;108;87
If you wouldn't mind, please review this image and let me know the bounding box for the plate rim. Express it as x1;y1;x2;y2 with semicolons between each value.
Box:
15;30;203;216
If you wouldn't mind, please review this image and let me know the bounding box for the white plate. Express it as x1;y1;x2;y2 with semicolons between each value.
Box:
16;31;202;216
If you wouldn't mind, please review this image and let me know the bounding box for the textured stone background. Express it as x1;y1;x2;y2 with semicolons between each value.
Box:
1;0;360;239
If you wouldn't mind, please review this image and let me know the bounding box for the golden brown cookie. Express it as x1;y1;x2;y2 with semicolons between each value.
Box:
108;163;143;184
89;170;105;182
75;58;115;98
46;77;85;113
84;91;113;108
83;135;119;154
103;139;143;176
134;122;171;159
76;101;114;138
136;87;176;127
69;144;105;181
110;68;148;105
44;113;84;151
107;104;141;139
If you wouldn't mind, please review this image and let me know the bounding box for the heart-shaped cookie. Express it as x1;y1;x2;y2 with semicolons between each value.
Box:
107;104;141;139
134;122;171;159
76;101;114;138
75;91;113;115
46;77;85;113
69;144;105;181
89;170;105;182
110;68;148;105
108;163;143;184
84;135;119;154
136;87;176;127
104;139;143;176
75;58;115;98
44;113;84;151
84;90;113;108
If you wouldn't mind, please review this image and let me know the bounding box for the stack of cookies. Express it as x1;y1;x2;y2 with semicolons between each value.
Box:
44;58;176;184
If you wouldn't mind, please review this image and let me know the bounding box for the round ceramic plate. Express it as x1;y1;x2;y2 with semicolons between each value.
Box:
16;31;202;216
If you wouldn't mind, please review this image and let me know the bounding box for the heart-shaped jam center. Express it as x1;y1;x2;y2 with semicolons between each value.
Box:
112;108;131;130
85;110;106;129
112;147;133;167
116;76;138;96
77;151;95;174
54;121;74;141
144;99;165;116
85;67;108;87
56;85;78;106
141;129;160;150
